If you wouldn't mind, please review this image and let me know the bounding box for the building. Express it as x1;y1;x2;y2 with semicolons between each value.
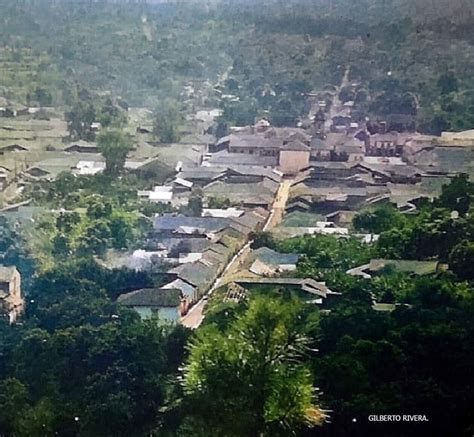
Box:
211;127;312;175
117;288;184;323
440;130;474;146
220;134;281;158
279;140;310;175
64;141;99;154
233;278;340;306
0;266;24;324
0;166;10;191
366;132;409;157
248;247;300;276
347;259;441;279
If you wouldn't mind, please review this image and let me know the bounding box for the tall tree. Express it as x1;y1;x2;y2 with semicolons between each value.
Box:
97;130;133;176
182;298;324;436
153;101;182;143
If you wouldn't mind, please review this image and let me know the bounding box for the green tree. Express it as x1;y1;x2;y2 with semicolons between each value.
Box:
0;378;29;435
449;240;474;280
33;87;53;107
437;71;459;95
66;102;96;141
153;101;182;143
97;130;133;176
182;298;324;436
435;173;473;215
353;205;405;234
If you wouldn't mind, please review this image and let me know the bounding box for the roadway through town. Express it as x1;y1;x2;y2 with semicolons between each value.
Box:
180;178;293;329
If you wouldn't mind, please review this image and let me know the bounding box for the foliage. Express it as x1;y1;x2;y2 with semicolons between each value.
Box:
0;256;189;436
153;100;183;143
435;173;474;215
353;204;406;234
65;101;96;141
449;241;474;280
182;297;324;436
97;130;133;176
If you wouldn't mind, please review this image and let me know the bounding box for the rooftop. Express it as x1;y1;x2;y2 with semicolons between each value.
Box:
0;266;17;283
118;288;182;307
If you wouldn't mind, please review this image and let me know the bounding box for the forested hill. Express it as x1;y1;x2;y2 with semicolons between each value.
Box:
226;0;474;24
1;0;474;133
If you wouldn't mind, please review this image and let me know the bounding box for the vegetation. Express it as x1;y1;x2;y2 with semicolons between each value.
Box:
0;2;474;436
97;130;133;176
181;298;324;436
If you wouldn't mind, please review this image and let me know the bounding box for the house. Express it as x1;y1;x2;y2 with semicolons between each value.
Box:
310;137;332;161
366;132;409;157
211;128;312;175
304;162;359;180
169;260;220;294
224;166;282;184
279;140;310;175
248;247;300;276
0;144;28;153
346;259;441;279
64;141;99;153
24;166;51;178
0;166;10;191
356;163;423;184
74;160;106;176
173;177;194;192
204;150;278;167
203;180;277;209
90;122;102;132
219;134;281;158
149;186;174;203
233;278;340;305
162;279;198;305
117;288;184;323
152;216;232;238
177;167;227;186
0;266;24;324
440;130;474;147
202;208;244;218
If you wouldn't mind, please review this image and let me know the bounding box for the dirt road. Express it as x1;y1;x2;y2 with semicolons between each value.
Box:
180;178;293;329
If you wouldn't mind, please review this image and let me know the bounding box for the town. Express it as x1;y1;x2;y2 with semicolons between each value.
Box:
1;77;472;327
0;1;473;436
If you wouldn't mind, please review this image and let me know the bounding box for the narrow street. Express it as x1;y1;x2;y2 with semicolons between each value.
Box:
308;66;351;131
180;178;293;329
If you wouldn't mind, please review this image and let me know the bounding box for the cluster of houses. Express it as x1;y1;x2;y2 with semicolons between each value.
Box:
1;95;473;325
117;208;270;323
108;118;474;323
0;266;24;324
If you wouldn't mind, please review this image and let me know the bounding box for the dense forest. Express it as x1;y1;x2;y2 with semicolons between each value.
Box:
1;0;474;131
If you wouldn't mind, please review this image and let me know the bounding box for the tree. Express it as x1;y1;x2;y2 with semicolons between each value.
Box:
182;298;324;436
353;205;405;234
65;102;96;141
250;231;275;250
97;130;133;176
33;87;53;107
449;240;474;280
0;378;29;435
153;101;182;143
437;71;459;95
435;173;473;215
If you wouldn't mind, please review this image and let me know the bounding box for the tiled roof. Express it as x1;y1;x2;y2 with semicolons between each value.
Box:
250;247;300;266
153;216;231;233
118;288;181;307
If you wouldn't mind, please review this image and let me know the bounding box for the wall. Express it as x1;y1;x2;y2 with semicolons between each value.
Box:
279;150;310;174
133;306;180;325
